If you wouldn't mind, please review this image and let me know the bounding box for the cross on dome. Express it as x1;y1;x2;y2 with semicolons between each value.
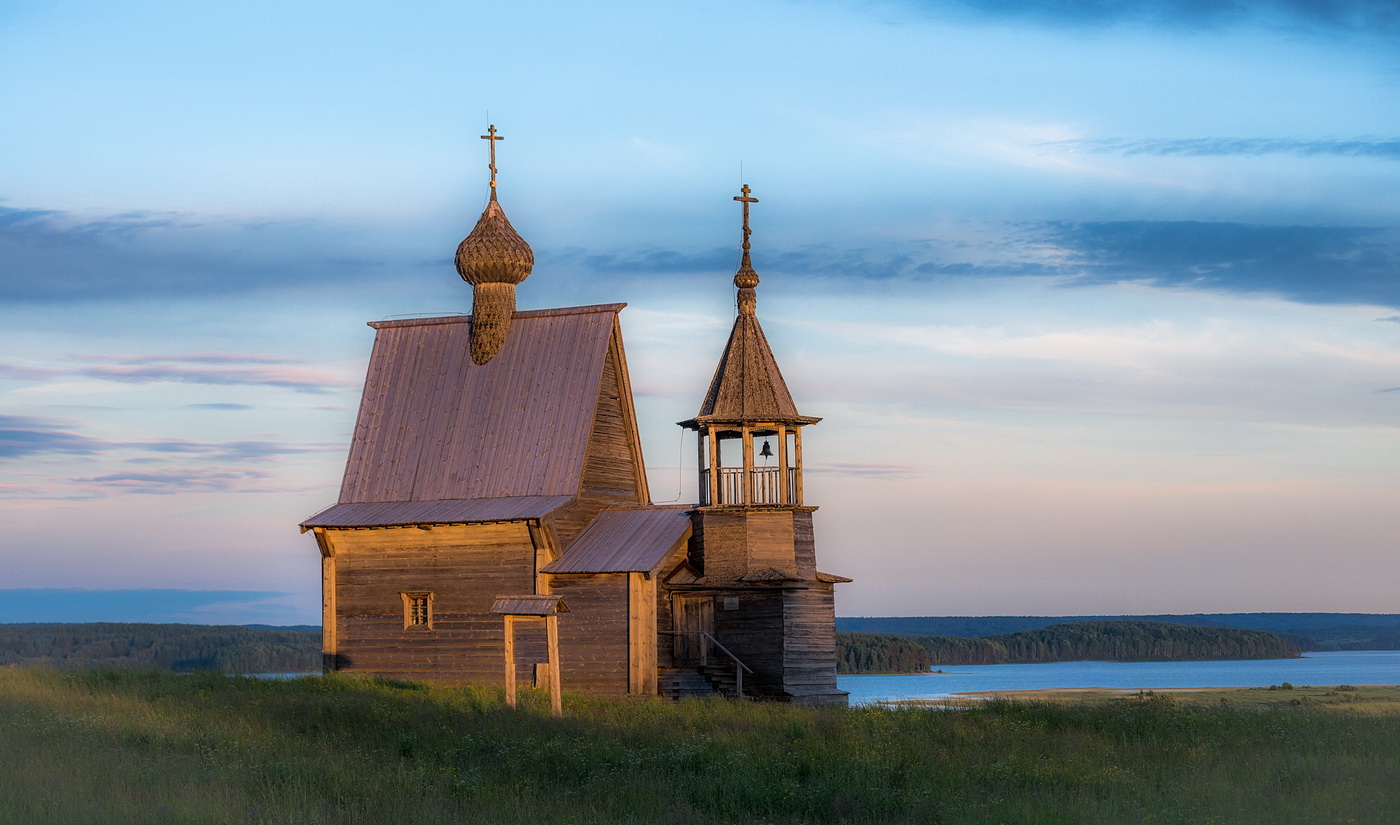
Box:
481;125;504;195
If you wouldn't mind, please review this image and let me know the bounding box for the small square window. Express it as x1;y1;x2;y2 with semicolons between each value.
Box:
402;592;433;630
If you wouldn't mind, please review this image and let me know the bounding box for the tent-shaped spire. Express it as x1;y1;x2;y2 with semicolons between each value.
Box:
688;185;817;426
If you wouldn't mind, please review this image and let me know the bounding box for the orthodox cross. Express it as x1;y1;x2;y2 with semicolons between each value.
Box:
481;125;503;190
734;184;758;252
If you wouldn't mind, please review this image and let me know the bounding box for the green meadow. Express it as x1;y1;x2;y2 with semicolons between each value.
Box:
2;667;1397;824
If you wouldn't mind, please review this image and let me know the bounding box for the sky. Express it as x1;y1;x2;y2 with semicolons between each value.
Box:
2;0;1398;624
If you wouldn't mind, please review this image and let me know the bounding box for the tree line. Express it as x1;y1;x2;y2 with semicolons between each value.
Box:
0;623;320;673
838;620;1301;673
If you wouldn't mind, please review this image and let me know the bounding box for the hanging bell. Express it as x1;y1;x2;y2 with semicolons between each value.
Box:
759;440;774;458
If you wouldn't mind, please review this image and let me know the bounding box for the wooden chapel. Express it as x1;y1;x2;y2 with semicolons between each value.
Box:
301;129;849;704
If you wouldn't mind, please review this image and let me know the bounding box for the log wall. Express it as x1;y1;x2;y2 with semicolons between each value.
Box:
323;522;540;685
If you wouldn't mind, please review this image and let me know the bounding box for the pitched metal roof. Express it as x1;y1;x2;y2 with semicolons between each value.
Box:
299;495;572;530
335;305;624;505
490;595;570;615
541;507;693;574
685;313;819;426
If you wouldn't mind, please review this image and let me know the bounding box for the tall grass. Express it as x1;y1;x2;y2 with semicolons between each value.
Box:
1;667;1396;824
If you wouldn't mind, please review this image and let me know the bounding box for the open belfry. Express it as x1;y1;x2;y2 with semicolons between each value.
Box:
301;128;850;704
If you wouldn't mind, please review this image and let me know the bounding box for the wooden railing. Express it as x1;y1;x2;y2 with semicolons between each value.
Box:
662;630;754;698
706;467;797;506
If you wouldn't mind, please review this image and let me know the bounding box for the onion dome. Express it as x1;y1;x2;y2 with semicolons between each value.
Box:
454;125;533;365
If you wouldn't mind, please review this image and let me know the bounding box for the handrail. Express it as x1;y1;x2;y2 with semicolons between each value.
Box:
700;632;753;673
660;630;754;698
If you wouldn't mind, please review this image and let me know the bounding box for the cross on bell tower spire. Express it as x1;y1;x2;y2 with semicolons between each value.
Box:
732;184;761;312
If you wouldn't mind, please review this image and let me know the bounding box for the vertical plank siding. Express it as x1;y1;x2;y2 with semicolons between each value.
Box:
549;574;630;694
780;584;845;703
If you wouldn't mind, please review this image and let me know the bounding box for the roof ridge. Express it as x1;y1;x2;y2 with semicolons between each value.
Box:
368;303;627;329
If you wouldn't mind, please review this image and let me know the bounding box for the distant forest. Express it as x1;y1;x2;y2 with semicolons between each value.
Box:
836;633;931;674
837;613;1400;652
0;624;320;673
838;620;1301;673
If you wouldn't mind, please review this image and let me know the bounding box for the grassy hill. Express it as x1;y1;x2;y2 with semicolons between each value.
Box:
2;667;1396;823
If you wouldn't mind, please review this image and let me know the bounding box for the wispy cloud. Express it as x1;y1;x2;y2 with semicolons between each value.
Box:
1043;137;1400;160
187;403;255;410
1040;221;1400;308
0;206;397;303
82;352;300;365
127;439;336;461
572;220;1400;308
0;415;107;459
77;467;274;495
561;244;1053;282
0;352;349;393
807;462;923;479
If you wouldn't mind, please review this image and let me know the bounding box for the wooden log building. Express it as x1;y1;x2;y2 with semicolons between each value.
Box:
301;130;850;704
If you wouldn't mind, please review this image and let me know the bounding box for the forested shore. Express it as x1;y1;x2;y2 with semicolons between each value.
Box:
838;620;1301;673
0;623;320;673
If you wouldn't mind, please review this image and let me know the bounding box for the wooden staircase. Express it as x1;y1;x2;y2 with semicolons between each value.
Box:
658;665;749;700
658;667;720;699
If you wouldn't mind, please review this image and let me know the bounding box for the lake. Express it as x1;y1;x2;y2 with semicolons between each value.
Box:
837;650;1400;705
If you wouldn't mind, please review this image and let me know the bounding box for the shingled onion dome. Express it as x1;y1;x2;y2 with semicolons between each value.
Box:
455;125;534;365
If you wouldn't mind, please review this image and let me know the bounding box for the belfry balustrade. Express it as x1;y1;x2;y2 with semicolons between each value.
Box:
697;425;803;506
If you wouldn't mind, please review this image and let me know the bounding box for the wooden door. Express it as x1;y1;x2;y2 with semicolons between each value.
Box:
671;594;713;665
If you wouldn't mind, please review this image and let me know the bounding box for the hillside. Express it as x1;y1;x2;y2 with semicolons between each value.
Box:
0;623;320;673
837;613;1400;651
3;667;1398;823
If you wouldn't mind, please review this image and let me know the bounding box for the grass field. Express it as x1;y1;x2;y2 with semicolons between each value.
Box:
2;666;1397;824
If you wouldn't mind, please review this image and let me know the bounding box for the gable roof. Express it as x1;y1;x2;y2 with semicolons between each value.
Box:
540;506;693;574
334;304;624;505
684;313;818;427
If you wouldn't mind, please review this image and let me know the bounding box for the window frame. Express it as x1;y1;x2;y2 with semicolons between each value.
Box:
401;591;434;631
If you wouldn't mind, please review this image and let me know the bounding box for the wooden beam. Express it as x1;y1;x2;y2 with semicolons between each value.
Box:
503;615;517;708
707;425;720;505
741;425;754;505
319;532;337;674
628;572;658;695
794;427;805;505
546;615;562;716
776;424;789;504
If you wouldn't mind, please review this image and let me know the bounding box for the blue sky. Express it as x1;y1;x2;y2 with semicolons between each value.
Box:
2;0;1398;623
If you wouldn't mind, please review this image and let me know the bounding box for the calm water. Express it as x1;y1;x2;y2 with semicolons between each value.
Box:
838;650;1400;705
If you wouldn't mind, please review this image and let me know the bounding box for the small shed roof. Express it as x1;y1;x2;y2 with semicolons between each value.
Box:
541;506;692;574
491;595;569;615
300;495;572;530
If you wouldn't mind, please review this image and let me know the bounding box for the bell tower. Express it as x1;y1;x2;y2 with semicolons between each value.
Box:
672;184;848;704
680;185;822;584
